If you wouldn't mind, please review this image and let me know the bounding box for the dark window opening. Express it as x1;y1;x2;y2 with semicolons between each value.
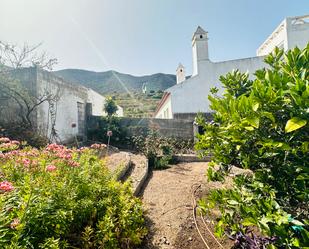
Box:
198;125;205;135
200;35;203;39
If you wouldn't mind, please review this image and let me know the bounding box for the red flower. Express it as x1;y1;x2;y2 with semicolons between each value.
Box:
0;181;14;192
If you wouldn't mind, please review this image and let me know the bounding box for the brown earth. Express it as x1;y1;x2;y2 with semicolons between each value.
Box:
138;162;237;249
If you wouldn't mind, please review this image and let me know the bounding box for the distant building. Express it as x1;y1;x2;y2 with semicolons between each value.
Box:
155;15;309;120
142;82;148;94
0;67;123;142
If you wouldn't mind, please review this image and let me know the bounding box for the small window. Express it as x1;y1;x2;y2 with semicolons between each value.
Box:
200;35;203;39
180;69;183;72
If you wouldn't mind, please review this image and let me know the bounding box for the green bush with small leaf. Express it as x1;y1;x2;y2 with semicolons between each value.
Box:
196;44;309;248
133;131;193;169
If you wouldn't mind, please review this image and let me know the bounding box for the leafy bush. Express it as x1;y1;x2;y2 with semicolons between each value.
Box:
133;131;194;169
104;96;118;117
0;123;49;148
196;45;309;248
87;116;129;147
0;137;146;248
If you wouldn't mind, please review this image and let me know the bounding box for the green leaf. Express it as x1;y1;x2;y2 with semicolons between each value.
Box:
252;102;259;111
242;217;256;226
227;200;239;205
244;126;255;131
285;117;307;133
267;244;277;249
246;117;260;128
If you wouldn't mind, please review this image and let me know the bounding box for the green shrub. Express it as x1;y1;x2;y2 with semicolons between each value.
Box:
87;116;129;147
133;131;193;169
0;138;146;248
104;96;118;117
0;123;48;148
196;45;309;248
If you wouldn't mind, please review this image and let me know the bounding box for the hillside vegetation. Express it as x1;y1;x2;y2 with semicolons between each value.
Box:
112;91;163;118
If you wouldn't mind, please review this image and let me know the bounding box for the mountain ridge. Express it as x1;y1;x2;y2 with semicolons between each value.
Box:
54;69;176;94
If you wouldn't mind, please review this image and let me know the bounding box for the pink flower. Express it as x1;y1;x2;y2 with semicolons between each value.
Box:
0;137;10;143
46;165;57;172
22;158;31;167
90;143;107;149
68;160;80;167
32;160;38;166
45;143;65;153
0;181;14;192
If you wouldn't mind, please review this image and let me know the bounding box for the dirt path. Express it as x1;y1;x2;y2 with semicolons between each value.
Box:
139;162;233;249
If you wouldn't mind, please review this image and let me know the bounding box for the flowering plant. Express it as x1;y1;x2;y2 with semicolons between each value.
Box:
0;137;146;248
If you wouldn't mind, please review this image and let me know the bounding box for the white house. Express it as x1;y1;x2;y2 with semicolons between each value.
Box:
0;67;123;143
36;69;124;142
155;15;309;120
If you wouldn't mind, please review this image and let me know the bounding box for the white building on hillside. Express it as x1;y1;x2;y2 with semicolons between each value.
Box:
155;15;309;120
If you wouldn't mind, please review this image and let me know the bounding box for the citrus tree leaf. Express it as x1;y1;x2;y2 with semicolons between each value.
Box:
285;117;307;133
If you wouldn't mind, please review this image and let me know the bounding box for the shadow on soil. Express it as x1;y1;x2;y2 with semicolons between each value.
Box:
136;170;160;249
137;216;160;249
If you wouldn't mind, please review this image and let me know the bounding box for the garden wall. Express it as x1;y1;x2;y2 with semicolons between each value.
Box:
87;116;194;139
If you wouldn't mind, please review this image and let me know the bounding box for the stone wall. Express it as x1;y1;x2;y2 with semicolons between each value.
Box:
173;112;213;121
88;116;194;139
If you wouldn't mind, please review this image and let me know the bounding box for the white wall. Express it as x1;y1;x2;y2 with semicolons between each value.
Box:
176;64;186;84
87;88;106;116
116;106;124;117
86;89;123;117
257;19;288;56
192;35;209;76
36;70;123;142
158;16;309;118
286;17;309;50
155;94;172;119
257;16;309;56
168;56;266;115
86;88;123;117
36;70;88;142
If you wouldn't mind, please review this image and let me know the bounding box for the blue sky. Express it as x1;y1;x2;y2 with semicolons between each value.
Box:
0;0;308;75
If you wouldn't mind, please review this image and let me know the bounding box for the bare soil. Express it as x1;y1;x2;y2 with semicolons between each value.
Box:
138;162;236;249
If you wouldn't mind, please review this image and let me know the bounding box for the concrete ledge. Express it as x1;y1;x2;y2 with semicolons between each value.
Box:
133;158;149;196
172;154;212;163
116;159;132;181
109;152;149;197
106;152;131;180
115;153;132;181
